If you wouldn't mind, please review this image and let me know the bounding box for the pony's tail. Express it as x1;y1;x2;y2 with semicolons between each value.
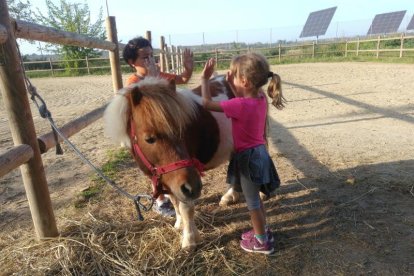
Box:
103;89;131;148
267;73;286;110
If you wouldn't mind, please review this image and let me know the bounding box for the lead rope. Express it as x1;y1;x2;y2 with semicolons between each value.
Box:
15;43;154;221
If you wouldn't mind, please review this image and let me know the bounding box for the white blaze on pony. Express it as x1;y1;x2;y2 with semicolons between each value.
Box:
103;76;239;249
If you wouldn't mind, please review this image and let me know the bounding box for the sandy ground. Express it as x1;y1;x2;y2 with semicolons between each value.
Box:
0;62;413;274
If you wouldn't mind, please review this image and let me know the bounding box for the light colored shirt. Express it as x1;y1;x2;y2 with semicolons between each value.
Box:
125;72;176;86
220;95;267;152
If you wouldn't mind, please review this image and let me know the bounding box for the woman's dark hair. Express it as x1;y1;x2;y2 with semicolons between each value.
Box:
122;36;152;64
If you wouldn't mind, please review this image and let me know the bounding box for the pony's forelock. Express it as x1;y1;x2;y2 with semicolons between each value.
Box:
133;77;197;139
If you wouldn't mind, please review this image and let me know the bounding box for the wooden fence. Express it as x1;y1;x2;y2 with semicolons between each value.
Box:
0;0;125;239
22;33;414;76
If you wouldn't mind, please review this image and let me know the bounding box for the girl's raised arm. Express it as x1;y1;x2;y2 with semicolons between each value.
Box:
201;58;222;112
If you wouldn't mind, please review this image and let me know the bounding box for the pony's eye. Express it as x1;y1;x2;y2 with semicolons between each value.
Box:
145;136;156;144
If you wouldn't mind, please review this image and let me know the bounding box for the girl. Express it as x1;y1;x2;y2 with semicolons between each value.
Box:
201;53;284;254
122;36;194;217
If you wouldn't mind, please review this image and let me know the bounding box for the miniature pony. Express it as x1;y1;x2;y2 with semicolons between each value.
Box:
103;76;239;249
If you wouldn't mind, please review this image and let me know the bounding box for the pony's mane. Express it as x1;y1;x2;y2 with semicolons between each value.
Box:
131;77;197;139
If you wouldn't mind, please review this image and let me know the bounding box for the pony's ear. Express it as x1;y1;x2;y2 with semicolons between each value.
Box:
130;86;143;106
167;78;176;92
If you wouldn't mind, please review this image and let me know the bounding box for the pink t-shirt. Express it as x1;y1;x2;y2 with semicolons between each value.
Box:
220;95;267;152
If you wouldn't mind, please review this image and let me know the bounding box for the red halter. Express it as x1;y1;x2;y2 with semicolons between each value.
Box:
129;118;204;199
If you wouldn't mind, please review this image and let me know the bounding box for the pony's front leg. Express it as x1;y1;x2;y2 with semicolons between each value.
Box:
179;201;201;249
168;195;182;229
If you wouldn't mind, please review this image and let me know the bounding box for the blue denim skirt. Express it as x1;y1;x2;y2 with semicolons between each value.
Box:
226;144;280;196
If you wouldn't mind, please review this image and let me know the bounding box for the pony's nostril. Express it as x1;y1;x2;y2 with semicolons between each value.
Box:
181;183;193;197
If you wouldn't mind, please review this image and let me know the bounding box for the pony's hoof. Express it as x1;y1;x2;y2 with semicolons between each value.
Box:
219;191;240;206
182;244;197;253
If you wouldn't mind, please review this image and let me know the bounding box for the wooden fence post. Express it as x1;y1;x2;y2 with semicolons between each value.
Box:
171;45;176;73
175;46;181;74
356;37;360;57
164;44;170;73
105;16;122;94
85;55;90;75
345;40;348;57
48;58;54;76
312;41;315;58
0;0;58;238
376;35;380;58
400;34;404;58
145;30;152;44
278;43;281;62
215;48;218;65
159;36;165;72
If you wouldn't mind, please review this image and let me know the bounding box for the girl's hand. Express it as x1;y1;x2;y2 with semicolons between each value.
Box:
226;71;239;97
202;58;215;80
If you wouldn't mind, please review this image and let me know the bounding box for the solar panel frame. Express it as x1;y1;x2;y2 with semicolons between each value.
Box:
367;10;406;35
300;7;337;38
407;14;414;30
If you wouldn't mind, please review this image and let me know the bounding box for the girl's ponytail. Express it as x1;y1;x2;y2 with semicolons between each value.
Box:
267;72;286;110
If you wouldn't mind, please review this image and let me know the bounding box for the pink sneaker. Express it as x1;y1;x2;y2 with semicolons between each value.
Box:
241;229;274;243
240;236;274;254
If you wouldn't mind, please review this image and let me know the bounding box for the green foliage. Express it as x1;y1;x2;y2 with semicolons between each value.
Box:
35;0;105;70
7;0;33;21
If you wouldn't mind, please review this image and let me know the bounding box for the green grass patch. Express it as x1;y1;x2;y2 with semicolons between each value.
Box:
74;148;132;208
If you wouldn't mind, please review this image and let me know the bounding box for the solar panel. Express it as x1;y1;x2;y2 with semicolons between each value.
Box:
300;7;337;38
407;14;414;30
367;10;406;35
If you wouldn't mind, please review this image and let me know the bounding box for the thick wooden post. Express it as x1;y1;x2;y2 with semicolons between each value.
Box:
0;0;58;238
159;36;165;72
400;34;404;58
105;16;122;94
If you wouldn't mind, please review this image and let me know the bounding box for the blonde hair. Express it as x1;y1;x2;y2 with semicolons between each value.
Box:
229;52;286;109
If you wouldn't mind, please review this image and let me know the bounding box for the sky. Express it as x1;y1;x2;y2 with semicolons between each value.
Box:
15;0;414;55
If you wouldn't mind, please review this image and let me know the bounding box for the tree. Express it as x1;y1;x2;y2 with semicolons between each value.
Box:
7;0;34;22
35;0;106;72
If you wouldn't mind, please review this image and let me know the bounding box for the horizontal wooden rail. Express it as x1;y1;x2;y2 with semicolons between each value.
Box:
12;19;117;51
37;105;106;153
0;144;34;178
0;23;7;43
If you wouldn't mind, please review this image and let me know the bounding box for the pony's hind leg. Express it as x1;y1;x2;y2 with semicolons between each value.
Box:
219;187;241;206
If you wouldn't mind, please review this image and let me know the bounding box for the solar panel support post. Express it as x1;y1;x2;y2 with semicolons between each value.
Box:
376;35;381;58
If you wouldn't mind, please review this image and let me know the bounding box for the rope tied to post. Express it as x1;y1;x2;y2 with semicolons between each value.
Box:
13;42;155;221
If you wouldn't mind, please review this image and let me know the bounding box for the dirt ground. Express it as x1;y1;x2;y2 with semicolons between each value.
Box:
0;62;413;275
